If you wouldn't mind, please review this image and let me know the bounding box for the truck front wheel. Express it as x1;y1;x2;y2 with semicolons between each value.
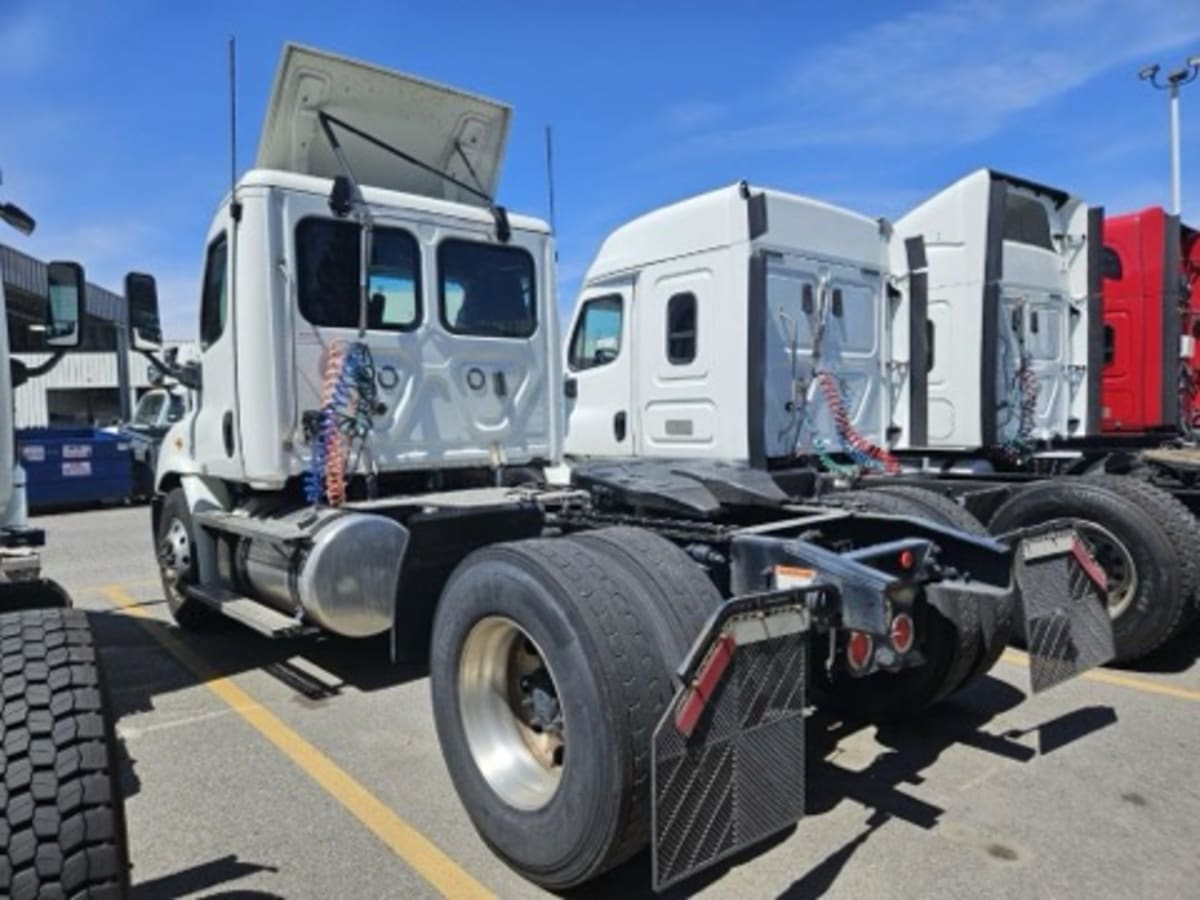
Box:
430;538;674;890
155;488;219;630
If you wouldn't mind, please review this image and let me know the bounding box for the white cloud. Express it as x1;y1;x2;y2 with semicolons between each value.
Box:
669;0;1200;157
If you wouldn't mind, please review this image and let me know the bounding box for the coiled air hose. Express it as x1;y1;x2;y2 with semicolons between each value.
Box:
305;340;378;506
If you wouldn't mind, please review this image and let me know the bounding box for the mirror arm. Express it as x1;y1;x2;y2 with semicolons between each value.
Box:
12;349;67;387
137;349;201;391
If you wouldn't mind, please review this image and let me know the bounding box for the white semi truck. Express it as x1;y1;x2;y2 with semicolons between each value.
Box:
564;174;1199;663
0;195;130;898
137;45;1114;892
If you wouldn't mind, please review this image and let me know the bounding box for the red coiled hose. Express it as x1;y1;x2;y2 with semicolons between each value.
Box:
815;371;901;474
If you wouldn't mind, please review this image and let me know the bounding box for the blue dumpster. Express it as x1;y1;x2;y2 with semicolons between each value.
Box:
17;428;134;510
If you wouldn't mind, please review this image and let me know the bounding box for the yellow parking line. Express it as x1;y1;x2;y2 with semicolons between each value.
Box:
100;585;495;900
1002;649;1200;703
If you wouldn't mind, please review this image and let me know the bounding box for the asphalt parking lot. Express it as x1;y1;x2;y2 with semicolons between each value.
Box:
34;504;1200;899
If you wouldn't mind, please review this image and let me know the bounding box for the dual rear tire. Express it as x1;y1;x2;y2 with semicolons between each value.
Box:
989;475;1199;662
429;529;721;890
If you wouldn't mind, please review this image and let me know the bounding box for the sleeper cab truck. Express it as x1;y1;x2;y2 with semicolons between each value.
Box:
137;45;1111;893
564;174;1191;665
0;234;130;898
1100;206;1200;434
887;171;1200;660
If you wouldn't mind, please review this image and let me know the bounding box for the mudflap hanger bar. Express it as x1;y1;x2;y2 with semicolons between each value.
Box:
651;586;821;892
999;524;1116;693
730;533;918;636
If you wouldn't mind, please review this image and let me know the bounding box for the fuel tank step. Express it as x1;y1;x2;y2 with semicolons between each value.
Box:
184;585;316;638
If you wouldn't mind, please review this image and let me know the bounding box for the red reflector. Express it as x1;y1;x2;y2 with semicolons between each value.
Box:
845;630;873;671
674;632;737;738
899;549;915;570
890;613;915;654
1071;539;1108;590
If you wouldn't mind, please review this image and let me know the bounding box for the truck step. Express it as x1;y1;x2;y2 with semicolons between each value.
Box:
184;585;314;638
193;509;310;543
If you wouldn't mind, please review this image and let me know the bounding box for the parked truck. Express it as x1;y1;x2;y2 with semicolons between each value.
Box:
134;45;1113;892
563;173;1199;664
0;192;129;898
1100;205;1200;435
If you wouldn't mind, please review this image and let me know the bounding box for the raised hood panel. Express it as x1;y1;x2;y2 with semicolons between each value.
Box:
256;43;510;206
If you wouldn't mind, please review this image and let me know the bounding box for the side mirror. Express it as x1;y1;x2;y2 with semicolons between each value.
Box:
0;202;36;236
45;261;84;348
125;272;163;350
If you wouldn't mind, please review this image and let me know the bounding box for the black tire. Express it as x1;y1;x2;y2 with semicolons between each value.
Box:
0;608;130;899
0;579;73;613
568;526;723;662
1083;474;1200;627
989;477;1189;662
864;484;1015;688
430;538;675;889
155;488;220;629
815;489;983;720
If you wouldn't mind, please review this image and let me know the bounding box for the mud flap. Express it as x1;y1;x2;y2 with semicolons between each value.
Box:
1015;529;1115;692
650;590;816;892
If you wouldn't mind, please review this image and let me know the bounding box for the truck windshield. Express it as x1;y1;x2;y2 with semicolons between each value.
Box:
133;393;165;426
438;239;536;338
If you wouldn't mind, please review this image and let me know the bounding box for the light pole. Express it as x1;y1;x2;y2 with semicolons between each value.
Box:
1139;57;1200;215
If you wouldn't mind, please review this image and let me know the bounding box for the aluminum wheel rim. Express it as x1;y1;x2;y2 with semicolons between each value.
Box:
1059;518;1138;620
160;518;192;583
458;616;565;811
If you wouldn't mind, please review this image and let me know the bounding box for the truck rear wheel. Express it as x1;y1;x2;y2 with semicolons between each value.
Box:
989;477;1190;662
815;489;983;720
1082;474;1200;627
430;538;675;889
864;484;1015;688
0;608;130;899
155;488;219;630
568;526;723;661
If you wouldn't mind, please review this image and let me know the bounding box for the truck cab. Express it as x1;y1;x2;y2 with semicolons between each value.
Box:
153;45;559;499
1100;206;1198;433
564;183;909;467
891;170;1100;452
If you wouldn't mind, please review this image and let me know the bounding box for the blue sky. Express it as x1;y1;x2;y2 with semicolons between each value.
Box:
3;0;1199;338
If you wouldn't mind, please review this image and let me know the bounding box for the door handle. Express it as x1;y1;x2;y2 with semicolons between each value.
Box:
222;411;235;458
613;411;627;442
563;376;578;399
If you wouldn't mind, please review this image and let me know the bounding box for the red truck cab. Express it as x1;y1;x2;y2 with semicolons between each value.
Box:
1101;207;1199;432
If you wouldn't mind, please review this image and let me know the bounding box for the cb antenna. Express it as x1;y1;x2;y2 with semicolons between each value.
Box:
229;35;240;218
544;125;557;234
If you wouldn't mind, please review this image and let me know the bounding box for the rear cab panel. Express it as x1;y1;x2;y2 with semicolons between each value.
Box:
754;192;899;462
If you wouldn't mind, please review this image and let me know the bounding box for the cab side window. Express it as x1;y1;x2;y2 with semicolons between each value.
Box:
666;292;697;364
199;234;228;350
568;295;623;370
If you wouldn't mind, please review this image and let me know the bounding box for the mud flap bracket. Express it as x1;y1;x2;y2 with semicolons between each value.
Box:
650;588;817;892
1014;528;1115;692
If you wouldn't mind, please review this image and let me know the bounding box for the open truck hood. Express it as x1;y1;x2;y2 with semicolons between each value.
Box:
256;43;511;206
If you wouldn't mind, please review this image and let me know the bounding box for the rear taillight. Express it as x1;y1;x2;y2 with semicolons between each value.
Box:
890;612;915;654
845;631;873;672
